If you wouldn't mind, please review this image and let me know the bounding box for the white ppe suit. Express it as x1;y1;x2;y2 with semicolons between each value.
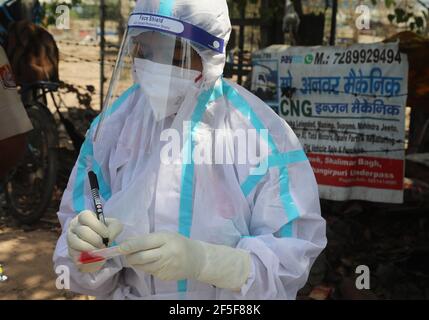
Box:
53;0;327;300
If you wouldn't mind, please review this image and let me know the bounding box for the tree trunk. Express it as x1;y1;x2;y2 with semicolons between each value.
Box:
292;0;325;46
117;0;131;45
296;13;325;45
260;0;285;47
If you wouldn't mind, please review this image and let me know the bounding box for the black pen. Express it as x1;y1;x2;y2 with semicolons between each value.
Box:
88;171;109;247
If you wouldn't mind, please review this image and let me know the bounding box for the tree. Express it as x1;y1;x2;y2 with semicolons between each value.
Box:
227;0;427;48
226;0;328;47
117;0;132;44
381;0;427;33
290;0;328;45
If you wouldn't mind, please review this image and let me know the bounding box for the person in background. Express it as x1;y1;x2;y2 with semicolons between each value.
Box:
0;44;32;179
31;0;43;26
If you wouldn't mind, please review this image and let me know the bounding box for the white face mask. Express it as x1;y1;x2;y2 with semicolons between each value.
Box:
133;58;202;121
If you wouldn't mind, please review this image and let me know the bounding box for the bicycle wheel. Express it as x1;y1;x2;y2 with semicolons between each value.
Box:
4;102;59;224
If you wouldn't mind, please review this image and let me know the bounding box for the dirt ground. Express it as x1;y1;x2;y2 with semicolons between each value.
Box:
0;42;105;300
0;218;91;300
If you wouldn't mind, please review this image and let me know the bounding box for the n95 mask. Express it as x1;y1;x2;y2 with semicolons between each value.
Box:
133;58;202;121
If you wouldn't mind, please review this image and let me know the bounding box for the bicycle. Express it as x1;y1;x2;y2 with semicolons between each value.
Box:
3;82;60;224
1;0;87;224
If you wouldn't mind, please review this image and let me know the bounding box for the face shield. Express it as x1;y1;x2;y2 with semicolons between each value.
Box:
130;30;203;119
94;12;226;149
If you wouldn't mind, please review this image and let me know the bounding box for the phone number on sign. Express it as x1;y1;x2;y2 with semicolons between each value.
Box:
332;48;402;65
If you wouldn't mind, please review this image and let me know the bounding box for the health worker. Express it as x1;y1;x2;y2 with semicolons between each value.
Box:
53;0;327;300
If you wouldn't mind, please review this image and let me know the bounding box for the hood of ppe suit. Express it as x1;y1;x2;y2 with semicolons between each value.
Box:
131;0;231;85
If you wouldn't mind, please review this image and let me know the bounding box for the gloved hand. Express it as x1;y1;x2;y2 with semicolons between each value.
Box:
67;210;123;273
120;232;251;291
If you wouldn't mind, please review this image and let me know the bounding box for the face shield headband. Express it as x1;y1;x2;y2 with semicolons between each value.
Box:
128;12;225;54
93;11;223;147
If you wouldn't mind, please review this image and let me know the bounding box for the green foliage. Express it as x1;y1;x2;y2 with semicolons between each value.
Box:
226;0;427;34
382;0;427;33
42;0;123;25
43;0;81;26
384;0;396;8
226;0;283;21
260;1;285;25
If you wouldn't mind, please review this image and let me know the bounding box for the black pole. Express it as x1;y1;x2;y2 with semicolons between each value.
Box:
100;0;106;110
330;0;338;46
238;4;245;85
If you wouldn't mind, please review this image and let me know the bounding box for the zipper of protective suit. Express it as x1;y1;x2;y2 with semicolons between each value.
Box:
148;125;161;296
149;202;155;295
149;80;207;296
150;178;156;296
